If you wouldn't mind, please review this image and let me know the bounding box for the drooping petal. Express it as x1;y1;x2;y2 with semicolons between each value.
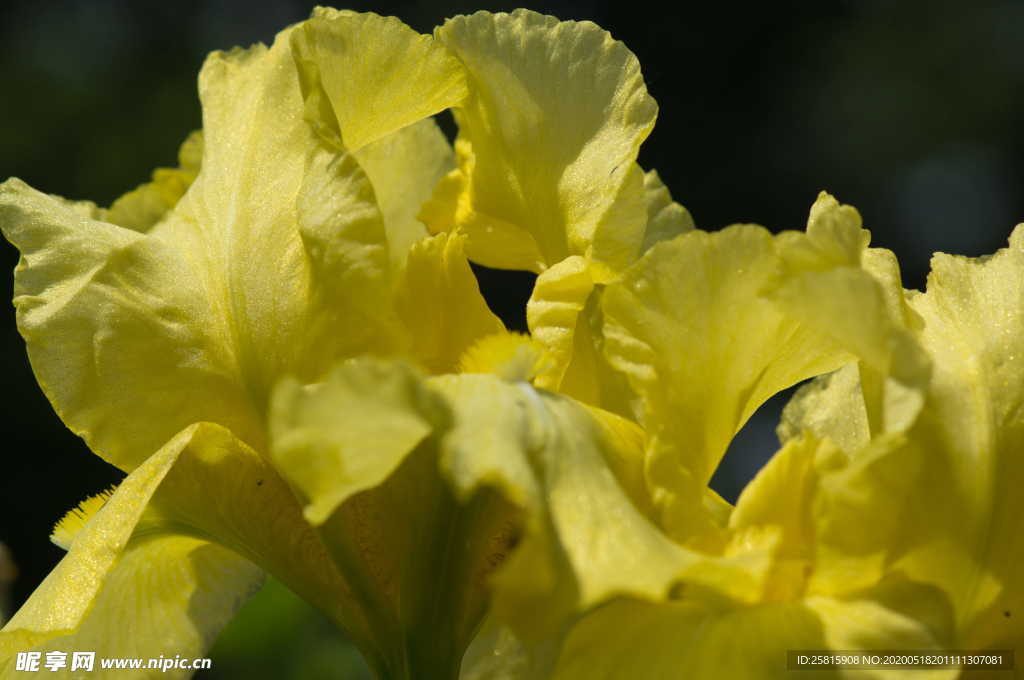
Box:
432;10;655;275
0;178;265;468
0;537;260;680
1;25;400;470
136;425;374;648
537;423;956;678
1;422;385;678
0;427;262;677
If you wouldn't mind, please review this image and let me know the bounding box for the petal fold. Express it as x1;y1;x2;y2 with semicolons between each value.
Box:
291;8;468;153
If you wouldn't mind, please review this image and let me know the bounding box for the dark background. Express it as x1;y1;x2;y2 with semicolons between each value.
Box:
1;0;1022;659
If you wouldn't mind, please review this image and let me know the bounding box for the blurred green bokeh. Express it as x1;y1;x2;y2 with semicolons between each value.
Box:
201;578;371;680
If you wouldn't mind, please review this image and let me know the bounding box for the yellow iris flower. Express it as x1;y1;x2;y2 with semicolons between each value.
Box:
1;6;1020;680
539;210;1024;680
465;195;1022;680
0;8;686;679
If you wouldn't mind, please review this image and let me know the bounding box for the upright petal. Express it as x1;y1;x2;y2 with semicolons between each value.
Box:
433;10;655;274
526;263;638;415
290;8;469;271
526;257;595;391
172;30;400;395
775;200;928;452
776;364;871;454
290;8;468;154
770;195;930;439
